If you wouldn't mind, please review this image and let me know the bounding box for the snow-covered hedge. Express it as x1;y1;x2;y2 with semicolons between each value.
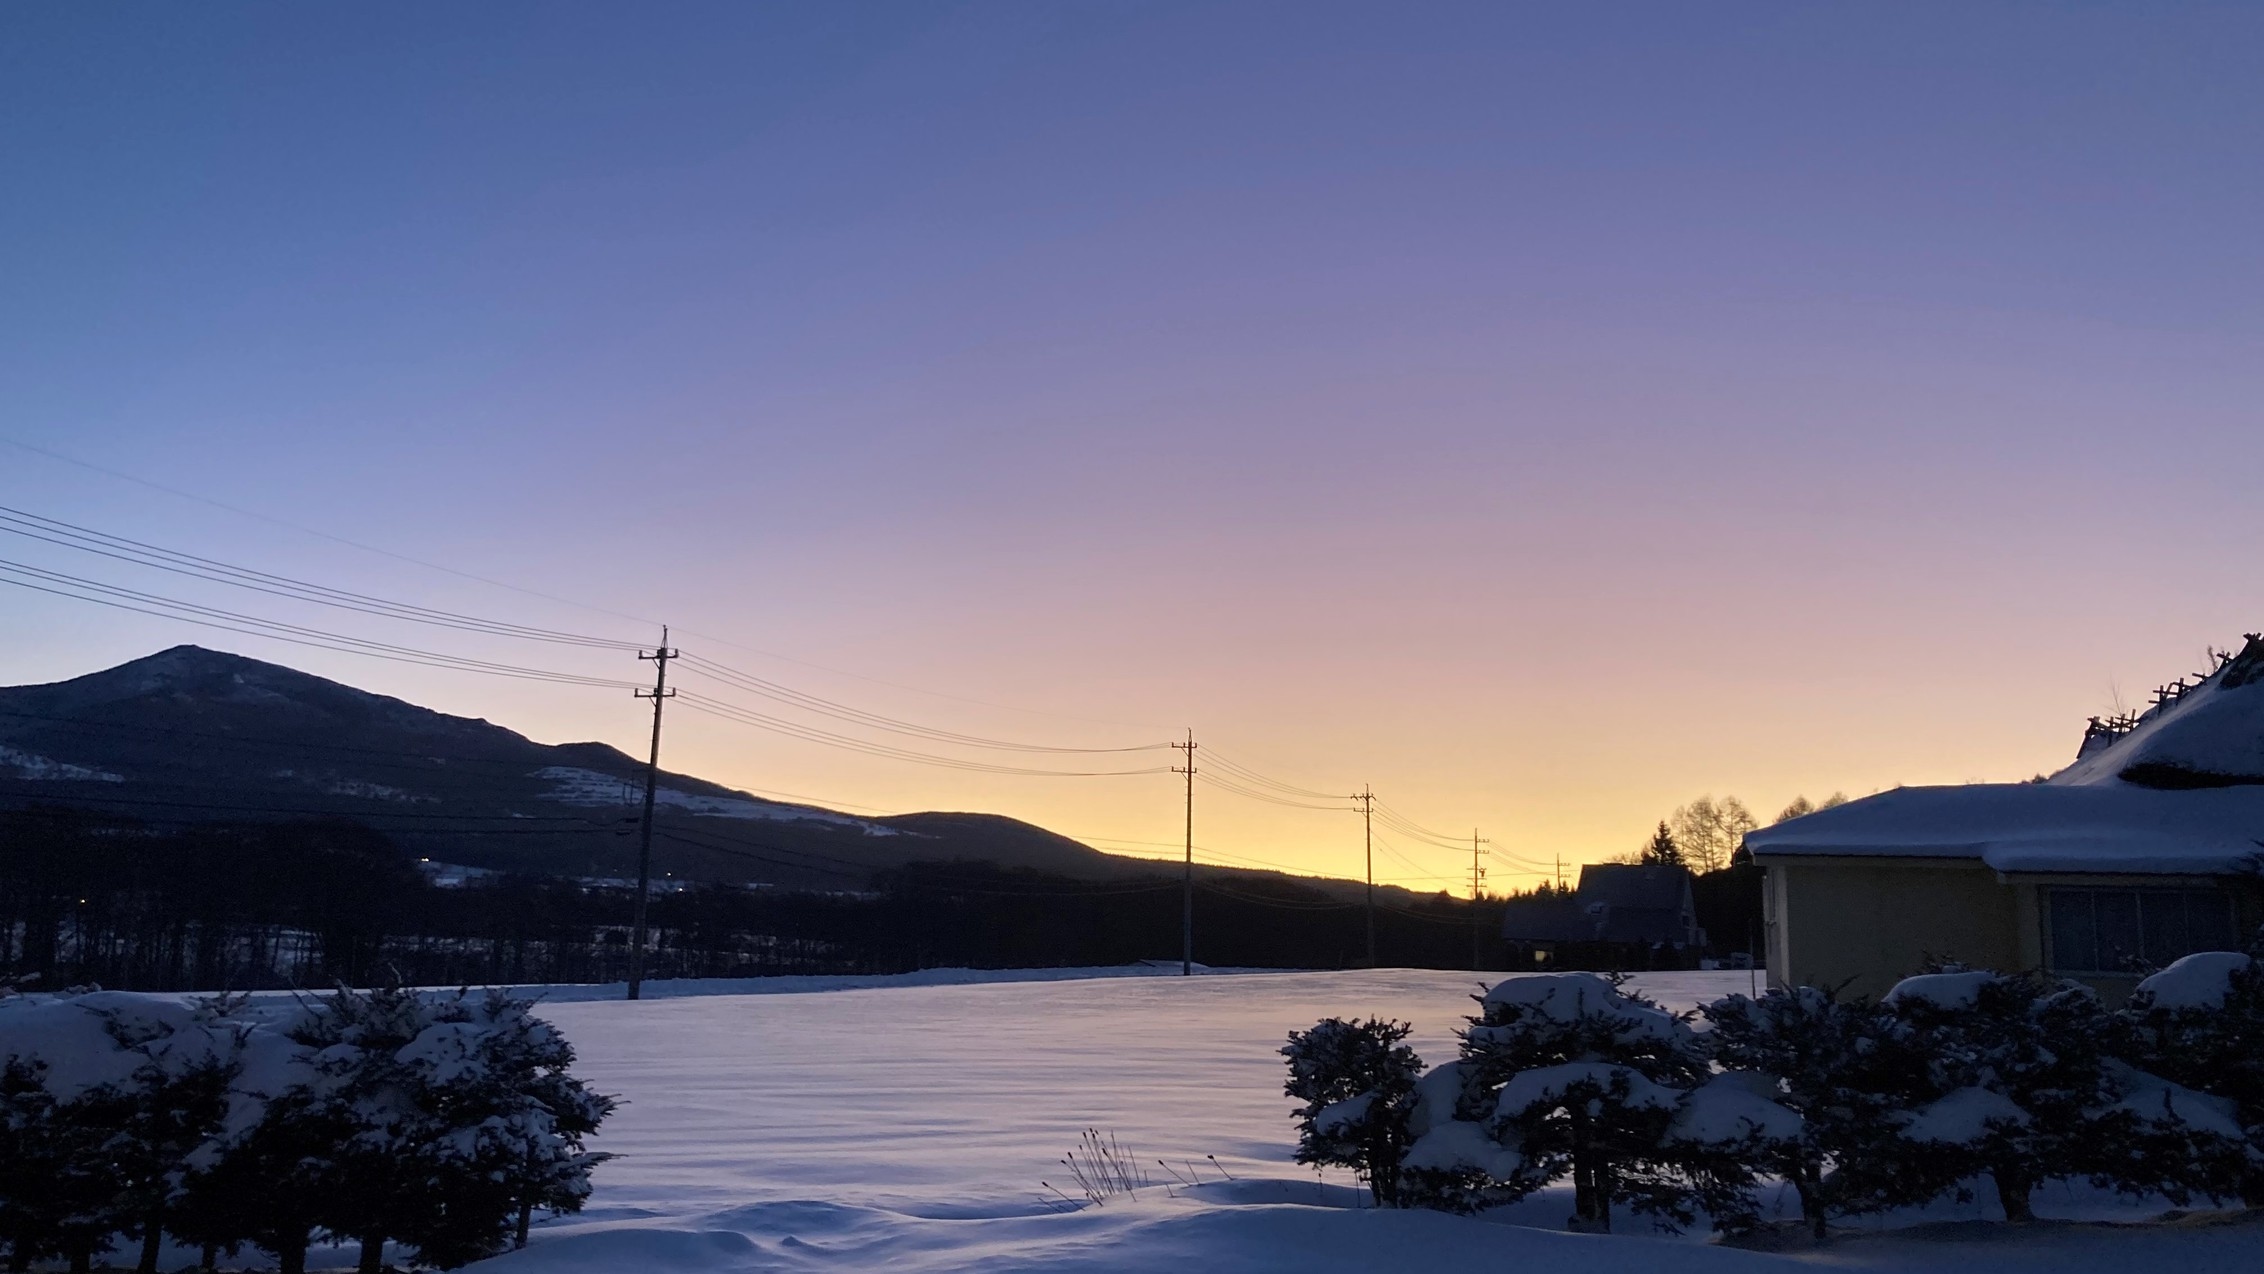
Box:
1279;956;2264;1235
0;985;613;1273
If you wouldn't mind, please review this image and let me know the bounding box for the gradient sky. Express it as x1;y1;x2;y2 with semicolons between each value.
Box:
4;3;2263;889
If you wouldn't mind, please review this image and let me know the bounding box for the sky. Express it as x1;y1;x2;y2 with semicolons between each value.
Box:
4;2;2263;889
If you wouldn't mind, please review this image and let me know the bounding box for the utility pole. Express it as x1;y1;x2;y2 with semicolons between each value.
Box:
1355;785;1375;968
1172;731;1197;976
1469;828;1490;971
627;627;676;1001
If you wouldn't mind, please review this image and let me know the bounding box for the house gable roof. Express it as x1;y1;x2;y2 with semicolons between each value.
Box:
1500;863;1702;945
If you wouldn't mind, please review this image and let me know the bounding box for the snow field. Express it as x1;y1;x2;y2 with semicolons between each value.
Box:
483;968;2264;1273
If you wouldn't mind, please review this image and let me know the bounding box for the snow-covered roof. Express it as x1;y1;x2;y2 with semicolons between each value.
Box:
2054;635;2264;787
1748;632;2264;877
1745;782;2264;875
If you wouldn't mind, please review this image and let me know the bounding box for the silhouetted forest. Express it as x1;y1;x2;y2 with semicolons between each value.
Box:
0;807;1538;990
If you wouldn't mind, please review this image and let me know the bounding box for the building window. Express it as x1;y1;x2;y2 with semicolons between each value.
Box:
2046;887;2237;974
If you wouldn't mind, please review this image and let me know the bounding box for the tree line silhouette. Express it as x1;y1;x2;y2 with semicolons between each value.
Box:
0;807;1540;991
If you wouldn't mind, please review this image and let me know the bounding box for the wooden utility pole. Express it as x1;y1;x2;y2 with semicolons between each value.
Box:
1172;731;1197;976
1469;828;1490;971
1355;785;1375;967
627;627;676;1001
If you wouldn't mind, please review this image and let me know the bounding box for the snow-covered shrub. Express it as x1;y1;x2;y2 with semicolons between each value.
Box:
2118;952;2264;1204
1882;968;2237;1221
1700;986;1944;1239
284;984;615;1272
0;986;611;1273
1281;1017;1422;1206
0;992;244;1274
1460;973;1741;1232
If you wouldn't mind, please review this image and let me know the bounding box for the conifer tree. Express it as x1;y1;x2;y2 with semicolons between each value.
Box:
1640;823;1681;867
1701;986;1947;1239
1460;973;1738;1231
2117;952;2264;1204
1281;1018;1423;1206
1879;969;2236;1221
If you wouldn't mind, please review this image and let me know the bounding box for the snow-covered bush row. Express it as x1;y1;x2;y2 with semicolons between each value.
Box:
0;985;613;1273
1282;957;2264;1236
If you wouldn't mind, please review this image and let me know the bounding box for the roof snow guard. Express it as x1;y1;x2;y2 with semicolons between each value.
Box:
1748;632;2264;878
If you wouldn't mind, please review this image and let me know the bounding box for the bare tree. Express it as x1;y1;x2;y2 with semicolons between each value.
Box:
1666;796;1757;874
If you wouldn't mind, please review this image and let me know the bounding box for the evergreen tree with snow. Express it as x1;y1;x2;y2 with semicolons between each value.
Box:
0;1055;76;1273
289;984;519;1271
454;990;616;1251
1280;1017;1423;1206
286;983;616;1271
1700;986;1947;1239
85;997;241;1274
174;1080;348;1274
1880;968;2237;1221
1460;973;1740;1232
0;992;245;1274
2117;951;2264;1204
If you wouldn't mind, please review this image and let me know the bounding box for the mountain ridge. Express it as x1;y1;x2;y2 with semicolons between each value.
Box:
0;646;1160;887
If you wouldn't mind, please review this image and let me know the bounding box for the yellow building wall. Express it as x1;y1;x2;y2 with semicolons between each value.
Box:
1766;858;2023;1000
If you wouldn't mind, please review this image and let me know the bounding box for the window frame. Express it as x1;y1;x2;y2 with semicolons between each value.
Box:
2043;884;2238;975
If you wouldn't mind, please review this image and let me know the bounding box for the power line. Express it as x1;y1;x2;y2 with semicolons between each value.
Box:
674;692;1173;778
675;654;1171;755
1198;751;1350;802
0;433;664;631
4;434;1164;732
1195;771;1355;811
0;505;644;650
0;560;642;689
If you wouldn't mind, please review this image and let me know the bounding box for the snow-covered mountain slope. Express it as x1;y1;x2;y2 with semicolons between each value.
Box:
0;646;1125;886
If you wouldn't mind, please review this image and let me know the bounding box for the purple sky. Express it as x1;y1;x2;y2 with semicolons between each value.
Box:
4;3;2262;883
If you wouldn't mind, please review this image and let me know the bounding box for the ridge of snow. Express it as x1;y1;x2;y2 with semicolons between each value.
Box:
1670;1072;1801;1145
0;743;123;782
534;765;898;835
1883;971;1998;1010
1495;1062;1679;1118
1407;1062;1473;1138
1901;1086;2029;1145
2105;1061;2246;1140
2134;952;2254;1010
1477;973;1687;1043
1403;1119;1523;1178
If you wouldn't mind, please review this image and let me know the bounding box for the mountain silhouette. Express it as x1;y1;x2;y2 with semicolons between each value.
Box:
0;646;1138;887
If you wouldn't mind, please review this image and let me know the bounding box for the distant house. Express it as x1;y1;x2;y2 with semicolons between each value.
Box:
1498;863;1705;969
1747;634;2264;1000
